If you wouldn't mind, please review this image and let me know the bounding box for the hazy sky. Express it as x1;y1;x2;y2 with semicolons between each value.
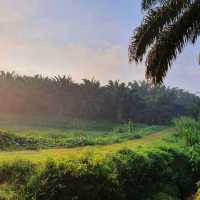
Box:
0;0;200;93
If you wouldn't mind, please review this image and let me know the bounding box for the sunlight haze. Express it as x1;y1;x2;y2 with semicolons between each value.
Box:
0;0;199;93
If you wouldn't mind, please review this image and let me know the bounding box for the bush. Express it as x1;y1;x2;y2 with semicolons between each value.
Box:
21;146;200;200
115;147;198;199
0;160;35;188
113;126;125;134
24;159;122;200
173;117;200;146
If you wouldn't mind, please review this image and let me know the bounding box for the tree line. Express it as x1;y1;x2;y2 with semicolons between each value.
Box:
0;71;199;124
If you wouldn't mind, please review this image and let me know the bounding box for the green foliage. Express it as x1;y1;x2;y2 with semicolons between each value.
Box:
0;160;35;188
24;159;122;200
0;186;16;200
0;146;198;200
1;120;200;199
0;124;165;151
0;160;36;200
129;0;200;84
113;127;125;134
128;120;135;133
112;146;199;200
174;117;200;146
0;71;198;124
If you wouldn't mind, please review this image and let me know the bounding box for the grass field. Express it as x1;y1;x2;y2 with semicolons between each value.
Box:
0;128;174;164
0;118;167;151
0;119;176;200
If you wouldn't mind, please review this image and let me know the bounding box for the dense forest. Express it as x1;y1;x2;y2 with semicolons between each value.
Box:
0;71;199;124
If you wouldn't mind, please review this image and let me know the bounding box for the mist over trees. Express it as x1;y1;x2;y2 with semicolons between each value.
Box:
0;71;199;124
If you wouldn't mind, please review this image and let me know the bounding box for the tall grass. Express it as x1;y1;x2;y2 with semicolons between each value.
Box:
174;117;200;146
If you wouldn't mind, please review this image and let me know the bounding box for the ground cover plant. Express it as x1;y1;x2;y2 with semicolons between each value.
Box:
0;128;172;164
174;117;200;147
0;144;200;200
0;119;165;151
0;116;200;200
0;119;174;200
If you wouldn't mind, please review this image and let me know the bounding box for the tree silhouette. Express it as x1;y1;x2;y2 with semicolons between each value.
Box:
129;0;200;84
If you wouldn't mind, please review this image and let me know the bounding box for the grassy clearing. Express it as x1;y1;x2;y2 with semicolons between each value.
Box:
0;119;175;199
0;134;197;200
0;120;166;151
0;128;174;164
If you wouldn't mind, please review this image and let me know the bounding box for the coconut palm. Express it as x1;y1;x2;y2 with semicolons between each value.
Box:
129;0;200;84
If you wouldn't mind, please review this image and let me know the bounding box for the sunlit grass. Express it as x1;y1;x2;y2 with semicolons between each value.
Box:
0;121;166;151
0;128;174;164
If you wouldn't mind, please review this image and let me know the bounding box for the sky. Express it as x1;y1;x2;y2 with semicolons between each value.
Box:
0;0;200;93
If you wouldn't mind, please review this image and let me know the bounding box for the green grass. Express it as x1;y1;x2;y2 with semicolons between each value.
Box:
0;120;166;151
0;118;174;199
0;116;174;166
0;128;184;200
0;118;172;163
0;128;174;164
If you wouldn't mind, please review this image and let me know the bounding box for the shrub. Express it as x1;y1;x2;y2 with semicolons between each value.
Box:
128;120;135;134
112;147;198;200
113;126;125;134
24;159;122;200
21;146;200;200
173;117;200;146
0;160;35;188
131;134;142;139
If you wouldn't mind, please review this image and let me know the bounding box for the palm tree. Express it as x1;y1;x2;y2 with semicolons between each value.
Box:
129;0;200;84
107;80;129;122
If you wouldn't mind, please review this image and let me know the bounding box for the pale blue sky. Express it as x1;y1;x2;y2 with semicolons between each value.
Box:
0;0;199;93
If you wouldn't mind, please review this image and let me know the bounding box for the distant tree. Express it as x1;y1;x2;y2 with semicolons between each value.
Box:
52;75;75;116
107;80;129;122
79;78;103;120
129;0;200;84
0;71;198;124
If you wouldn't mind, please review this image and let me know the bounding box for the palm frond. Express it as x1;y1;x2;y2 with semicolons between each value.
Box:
129;0;191;63
145;1;200;84
142;0;165;10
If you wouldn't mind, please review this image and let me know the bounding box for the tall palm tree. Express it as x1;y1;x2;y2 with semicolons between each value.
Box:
129;0;200;84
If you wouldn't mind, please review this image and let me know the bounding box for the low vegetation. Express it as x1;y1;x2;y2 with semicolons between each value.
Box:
1;114;200;200
174;117;200;146
0;144;200;200
0;122;165;151
1;117;200;200
0;128;172;164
